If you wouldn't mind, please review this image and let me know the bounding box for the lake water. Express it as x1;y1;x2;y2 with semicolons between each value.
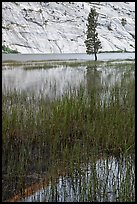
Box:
2;61;134;104
2;52;135;62
8;154;134;202
2;58;135;202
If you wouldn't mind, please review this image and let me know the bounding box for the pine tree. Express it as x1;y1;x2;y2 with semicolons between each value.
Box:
84;8;101;61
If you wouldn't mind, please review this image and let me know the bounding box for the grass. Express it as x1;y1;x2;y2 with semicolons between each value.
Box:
2;62;135;202
2;81;134;153
2;59;104;69
18;154;135;202
2;59;135;72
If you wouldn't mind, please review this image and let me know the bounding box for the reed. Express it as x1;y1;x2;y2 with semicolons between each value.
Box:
2;62;135;202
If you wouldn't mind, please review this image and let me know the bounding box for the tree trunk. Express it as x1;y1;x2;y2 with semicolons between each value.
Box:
95;52;97;61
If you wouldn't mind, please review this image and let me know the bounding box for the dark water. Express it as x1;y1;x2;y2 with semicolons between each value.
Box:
18;155;135;202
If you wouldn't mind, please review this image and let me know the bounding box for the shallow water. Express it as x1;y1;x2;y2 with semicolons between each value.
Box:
2;60;135;202
2;61;135;104
2;65;87;100
17;155;135;202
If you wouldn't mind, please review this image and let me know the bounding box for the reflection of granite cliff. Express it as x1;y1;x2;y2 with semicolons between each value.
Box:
2;65;87;100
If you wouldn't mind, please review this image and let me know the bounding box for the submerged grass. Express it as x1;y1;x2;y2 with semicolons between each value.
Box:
17;153;135;202
2;62;135;202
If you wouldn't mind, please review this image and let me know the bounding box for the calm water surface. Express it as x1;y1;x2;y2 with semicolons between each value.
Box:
2;52;135;62
2;62;134;102
2;60;135;202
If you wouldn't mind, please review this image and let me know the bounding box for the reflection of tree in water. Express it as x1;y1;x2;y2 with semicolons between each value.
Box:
86;65;102;99
86;64;135;107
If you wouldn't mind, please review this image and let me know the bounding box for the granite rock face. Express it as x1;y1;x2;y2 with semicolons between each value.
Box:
2;2;135;53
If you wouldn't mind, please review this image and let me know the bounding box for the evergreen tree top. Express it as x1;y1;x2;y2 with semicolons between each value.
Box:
84;7;101;60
